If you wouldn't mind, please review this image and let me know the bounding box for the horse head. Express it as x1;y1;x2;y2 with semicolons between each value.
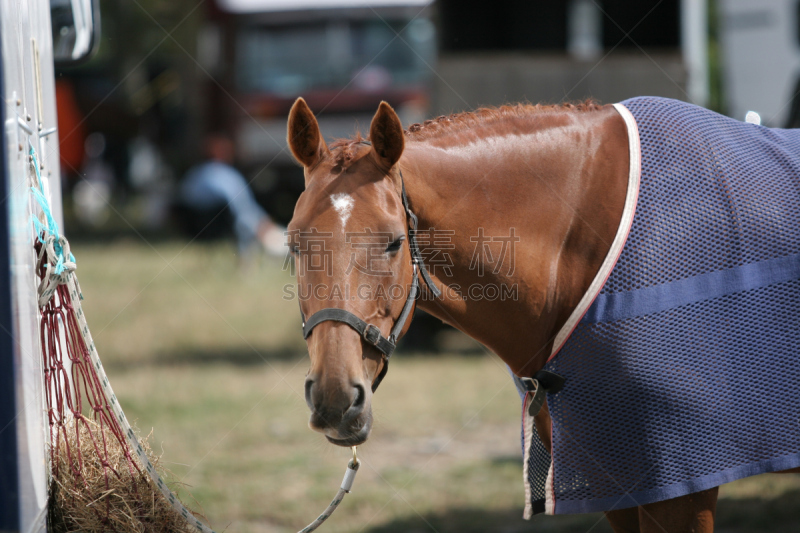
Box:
287;97;416;446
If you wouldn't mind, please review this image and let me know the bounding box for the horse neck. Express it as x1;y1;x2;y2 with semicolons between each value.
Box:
399;107;629;376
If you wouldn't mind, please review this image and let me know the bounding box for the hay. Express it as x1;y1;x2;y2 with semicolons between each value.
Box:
48;417;205;533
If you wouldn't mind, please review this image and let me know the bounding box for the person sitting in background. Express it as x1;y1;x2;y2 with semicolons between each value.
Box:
177;134;285;257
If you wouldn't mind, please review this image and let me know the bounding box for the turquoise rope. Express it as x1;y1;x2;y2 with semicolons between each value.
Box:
29;143;75;274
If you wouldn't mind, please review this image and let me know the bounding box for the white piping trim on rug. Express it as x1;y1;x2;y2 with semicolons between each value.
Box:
547;103;642;360
544;461;556;514
522;391;536;519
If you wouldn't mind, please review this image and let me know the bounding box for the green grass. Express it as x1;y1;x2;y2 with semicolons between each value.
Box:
71;239;800;532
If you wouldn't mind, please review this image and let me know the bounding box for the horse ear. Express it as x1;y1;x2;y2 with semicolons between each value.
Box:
369;101;405;169
287;97;328;169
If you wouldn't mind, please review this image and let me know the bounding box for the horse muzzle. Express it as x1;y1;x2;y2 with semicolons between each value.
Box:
306;377;373;446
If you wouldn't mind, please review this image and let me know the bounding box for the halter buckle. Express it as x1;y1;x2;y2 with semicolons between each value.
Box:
363;324;382;346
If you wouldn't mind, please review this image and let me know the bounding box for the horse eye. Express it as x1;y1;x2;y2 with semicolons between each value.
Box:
386;235;405;253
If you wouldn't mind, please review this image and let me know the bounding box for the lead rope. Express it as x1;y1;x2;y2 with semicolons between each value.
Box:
29;144;359;533
297;447;361;533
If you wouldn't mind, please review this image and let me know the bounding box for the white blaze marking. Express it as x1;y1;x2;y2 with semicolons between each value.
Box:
330;193;354;227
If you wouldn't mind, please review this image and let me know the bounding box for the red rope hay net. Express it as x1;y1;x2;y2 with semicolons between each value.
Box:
41;273;134;529
35;239;214;533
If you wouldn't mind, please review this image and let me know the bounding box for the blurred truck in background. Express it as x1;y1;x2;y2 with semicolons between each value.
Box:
203;0;436;223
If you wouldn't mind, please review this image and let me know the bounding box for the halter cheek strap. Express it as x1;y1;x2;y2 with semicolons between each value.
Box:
299;148;440;392
401;176;440;299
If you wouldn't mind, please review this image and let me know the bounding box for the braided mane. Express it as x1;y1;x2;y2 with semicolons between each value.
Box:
404;100;602;141
328;100;603;164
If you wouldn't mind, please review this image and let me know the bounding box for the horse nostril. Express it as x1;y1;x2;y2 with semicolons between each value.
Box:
351;383;365;410
305;378;314;410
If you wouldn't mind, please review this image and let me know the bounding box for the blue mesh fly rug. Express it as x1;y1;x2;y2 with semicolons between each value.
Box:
514;96;800;517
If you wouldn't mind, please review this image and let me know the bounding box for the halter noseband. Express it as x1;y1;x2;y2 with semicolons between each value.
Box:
299;142;441;392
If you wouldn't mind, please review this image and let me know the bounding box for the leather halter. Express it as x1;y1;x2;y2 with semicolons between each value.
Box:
300;142;441;392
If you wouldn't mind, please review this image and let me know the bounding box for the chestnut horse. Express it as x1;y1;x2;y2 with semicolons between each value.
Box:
286;98;797;533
